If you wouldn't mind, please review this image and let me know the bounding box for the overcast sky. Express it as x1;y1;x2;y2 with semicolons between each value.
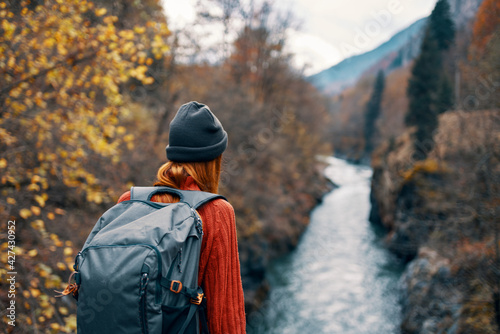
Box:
161;0;437;75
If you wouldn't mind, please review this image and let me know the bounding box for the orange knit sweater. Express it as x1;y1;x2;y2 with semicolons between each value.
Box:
117;178;246;334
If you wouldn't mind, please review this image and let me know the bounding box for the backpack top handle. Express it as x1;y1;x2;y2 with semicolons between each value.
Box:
130;186;226;209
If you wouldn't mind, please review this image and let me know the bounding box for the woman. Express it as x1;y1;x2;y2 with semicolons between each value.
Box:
118;101;246;333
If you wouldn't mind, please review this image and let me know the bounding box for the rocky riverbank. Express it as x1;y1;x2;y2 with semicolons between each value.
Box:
238;161;335;313
370;110;500;333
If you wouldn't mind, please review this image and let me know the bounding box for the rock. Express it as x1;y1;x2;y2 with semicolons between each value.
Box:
370;111;500;333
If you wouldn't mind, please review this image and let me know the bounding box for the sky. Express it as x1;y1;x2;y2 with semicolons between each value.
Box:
161;0;437;75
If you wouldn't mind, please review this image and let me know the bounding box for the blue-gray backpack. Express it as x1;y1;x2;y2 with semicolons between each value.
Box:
71;186;225;334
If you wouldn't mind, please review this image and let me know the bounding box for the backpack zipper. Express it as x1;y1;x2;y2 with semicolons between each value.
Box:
177;248;183;273
139;270;149;334
191;208;203;235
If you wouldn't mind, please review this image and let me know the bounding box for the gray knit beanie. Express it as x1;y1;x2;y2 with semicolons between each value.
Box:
166;101;228;162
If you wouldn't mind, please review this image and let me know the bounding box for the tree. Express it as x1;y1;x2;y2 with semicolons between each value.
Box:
436;74;454;114
471;0;500;52
181;2;332;313
470;1;500;329
363;70;385;156
0;1;169;332
428;0;455;51
468;0;500;109
405;30;441;159
405;0;455;160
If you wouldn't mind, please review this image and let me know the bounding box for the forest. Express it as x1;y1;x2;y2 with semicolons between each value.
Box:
0;0;332;332
366;0;499;332
0;0;499;333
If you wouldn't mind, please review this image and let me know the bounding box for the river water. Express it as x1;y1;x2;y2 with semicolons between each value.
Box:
247;157;405;334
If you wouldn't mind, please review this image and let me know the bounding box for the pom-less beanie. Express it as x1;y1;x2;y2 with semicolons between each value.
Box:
166;101;228;162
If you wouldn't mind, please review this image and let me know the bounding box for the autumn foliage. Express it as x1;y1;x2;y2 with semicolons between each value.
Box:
0;0;169;332
0;0;332;332
472;0;500;52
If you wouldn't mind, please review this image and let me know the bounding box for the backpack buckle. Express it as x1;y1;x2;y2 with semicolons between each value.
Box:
190;292;204;305
170;280;182;293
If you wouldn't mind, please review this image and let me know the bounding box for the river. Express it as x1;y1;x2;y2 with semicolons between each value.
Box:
247;157;405;334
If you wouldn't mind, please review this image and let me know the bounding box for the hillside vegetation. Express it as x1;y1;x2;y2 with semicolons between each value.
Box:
367;0;500;332
370;110;499;332
0;1;332;332
322;0;500;332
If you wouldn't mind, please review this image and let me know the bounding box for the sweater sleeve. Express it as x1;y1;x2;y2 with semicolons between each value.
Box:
197;199;246;334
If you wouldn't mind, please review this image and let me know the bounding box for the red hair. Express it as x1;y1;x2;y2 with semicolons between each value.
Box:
152;155;222;203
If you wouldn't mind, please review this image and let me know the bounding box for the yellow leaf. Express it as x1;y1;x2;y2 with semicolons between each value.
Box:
134;26;146;34
55;208;66;215
7;197;16;204
43;37;56;48
117;126;126;135
20;208;32;219
63;247;73;257
38;263;52;277
142;77;154;85
23;290;30;298
31;289;41;298
45;274;61;289
91;75;101;85
136;65;148;74
27;183;40;191
47;212;55;220
50;323;61;331
31;206;41;215
57;44;67;56
28;249;38;257
30;220;45;232
0;158;6;168
65;314;77;330
34;195;46;207
56;262;67;271
59;307;69;315
95;7;107;16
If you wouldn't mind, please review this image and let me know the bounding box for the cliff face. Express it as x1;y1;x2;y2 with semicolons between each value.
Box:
370;110;500;333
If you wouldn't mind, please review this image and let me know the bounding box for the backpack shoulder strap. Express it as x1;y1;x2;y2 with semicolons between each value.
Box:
130;186;226;209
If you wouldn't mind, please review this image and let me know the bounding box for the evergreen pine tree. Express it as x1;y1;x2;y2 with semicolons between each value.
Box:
436;74;454;114
364;70;385;155
429;0;455;51
405;0;455;160
405;31;441;127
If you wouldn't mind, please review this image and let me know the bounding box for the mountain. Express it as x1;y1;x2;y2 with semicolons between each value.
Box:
308;18;427;95
309;0;485;96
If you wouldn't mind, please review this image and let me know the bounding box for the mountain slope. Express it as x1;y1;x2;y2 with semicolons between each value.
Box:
310;0;485;96
308;18;427;95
